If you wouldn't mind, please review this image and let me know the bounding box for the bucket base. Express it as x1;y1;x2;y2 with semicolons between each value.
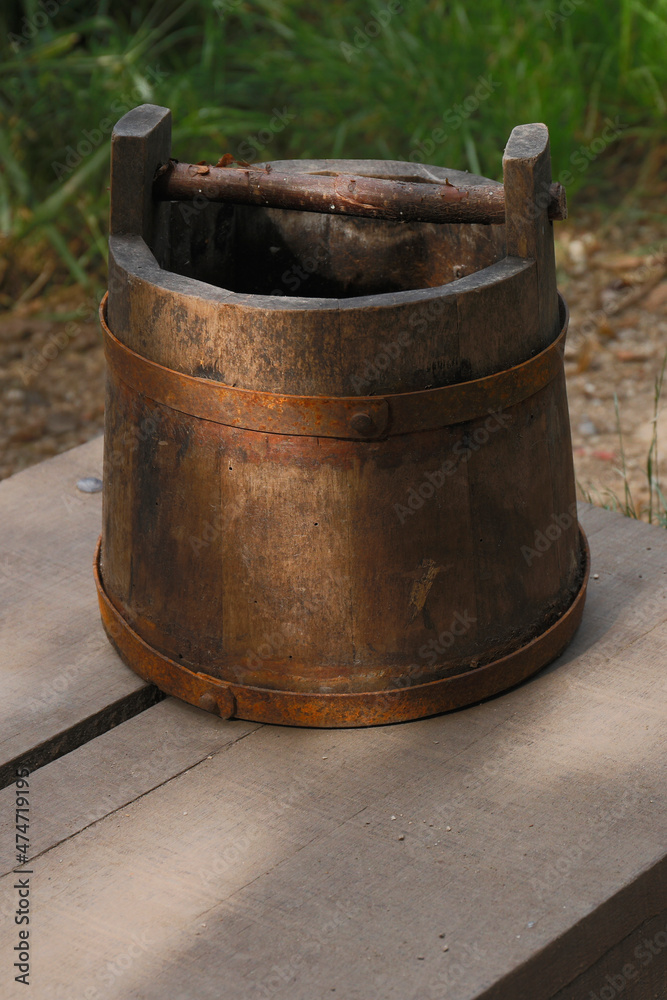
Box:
94;531;589;728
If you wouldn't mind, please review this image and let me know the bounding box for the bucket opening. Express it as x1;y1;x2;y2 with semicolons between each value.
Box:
151;201;507;299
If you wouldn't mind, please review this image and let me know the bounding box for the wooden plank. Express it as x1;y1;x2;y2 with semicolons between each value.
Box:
0;503;665;999
0;438;158;788
550;907;667;1000
0;699;259;876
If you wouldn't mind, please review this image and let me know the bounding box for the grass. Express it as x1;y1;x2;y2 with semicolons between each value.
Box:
578;355;667;528
1;2;666;524
0;0;666;291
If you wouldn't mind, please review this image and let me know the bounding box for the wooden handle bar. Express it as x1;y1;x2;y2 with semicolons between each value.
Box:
153;161;567;225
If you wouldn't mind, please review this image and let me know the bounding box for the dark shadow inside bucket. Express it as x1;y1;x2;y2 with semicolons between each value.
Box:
152;200;507;299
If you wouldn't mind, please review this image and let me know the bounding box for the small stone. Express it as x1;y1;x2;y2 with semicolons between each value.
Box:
77;476;103;493
593;573;599;580
442;945;449;952
322;756;328;760
446;826;452;832
398;834;405;841
527;921;535;928
391;815;396;820
417;955;424;960
438;932;446;939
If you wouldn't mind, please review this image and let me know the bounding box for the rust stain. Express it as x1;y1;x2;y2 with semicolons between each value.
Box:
99;294;570;441
94;534;589;728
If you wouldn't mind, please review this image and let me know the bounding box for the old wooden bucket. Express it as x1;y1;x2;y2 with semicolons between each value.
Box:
95;104;588;727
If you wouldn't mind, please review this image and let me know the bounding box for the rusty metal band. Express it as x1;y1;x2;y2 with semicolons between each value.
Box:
100;293;569;440
94;529;588;728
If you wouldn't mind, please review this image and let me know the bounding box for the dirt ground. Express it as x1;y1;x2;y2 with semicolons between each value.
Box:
1;213;666;520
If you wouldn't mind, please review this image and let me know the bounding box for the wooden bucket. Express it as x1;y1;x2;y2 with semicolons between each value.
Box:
96;104;588;727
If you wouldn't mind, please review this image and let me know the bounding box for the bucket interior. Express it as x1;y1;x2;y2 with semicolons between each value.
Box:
151;201;507;299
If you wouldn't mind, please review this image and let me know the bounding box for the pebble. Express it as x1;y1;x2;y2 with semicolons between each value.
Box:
398;834;405;841
442;945;449;952
446;826;452;832
77;476;103;493
593;573;599;580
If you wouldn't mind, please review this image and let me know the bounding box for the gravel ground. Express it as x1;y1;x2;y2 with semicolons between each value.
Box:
1;213;666;519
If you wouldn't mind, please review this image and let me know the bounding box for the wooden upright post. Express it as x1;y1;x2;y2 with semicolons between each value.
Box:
503;123;560;346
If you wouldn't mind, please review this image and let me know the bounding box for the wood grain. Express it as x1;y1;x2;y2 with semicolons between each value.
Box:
0;503;665;999
0;437;159;789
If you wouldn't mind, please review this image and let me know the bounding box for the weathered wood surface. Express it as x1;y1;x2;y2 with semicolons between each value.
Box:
154;160;567;224
0;699;259;876
0;437;158;789
503;123;560;346
0;495;665;999
104;110;582;725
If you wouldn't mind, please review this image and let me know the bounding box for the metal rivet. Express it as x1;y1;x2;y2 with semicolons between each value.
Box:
76;477;103;493
197;693;217;714
350;412;376;436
